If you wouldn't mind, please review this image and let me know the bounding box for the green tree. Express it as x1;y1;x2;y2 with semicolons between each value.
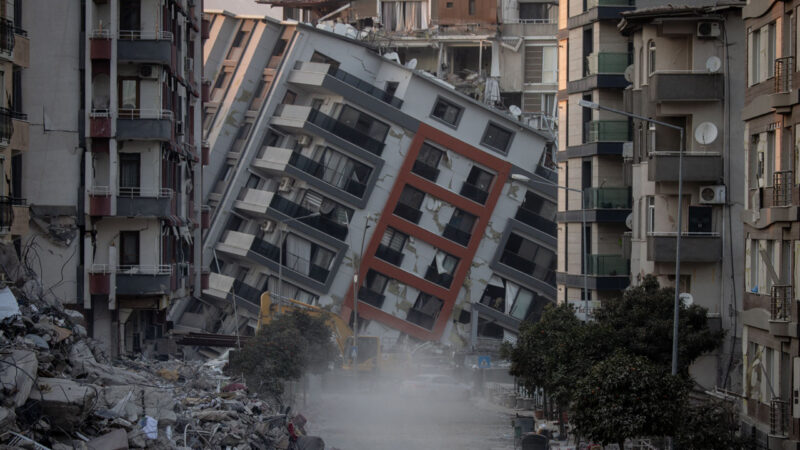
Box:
572;351;687;448
676;399;753;449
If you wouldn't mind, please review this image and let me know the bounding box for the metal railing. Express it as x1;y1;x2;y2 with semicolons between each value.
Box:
117;187;173;198
585;120;630;143
770;285;793;322
459;182;489;205
500;250;556;284
583;187;632;209
502;18;556;24
411;160;440;182
358;286;386;308
326;66;403;108
288;152;368;198
514;208;556;236
90;29;111;39
393;202;423;224
587;254;629;276
646;231;721;237
770;398;788;437
306;108;385;156
0;18;14;54
443;224;471;246
232;279;261;305
91;264;172;275
586;0;634;7
375;244;404;266
775;57;794;94
269;195;349;241
88;186;112;196
535;164;558;183
773;171;793;207
250;238;281;263
118;108;174;120
118;30;174;41
585;52;630;76
89;109;111;118
406;309;437;330
0;108;14;143
0;196;14;232
424;266;454;288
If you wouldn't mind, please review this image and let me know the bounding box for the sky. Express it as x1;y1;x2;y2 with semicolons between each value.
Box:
204;0;283;19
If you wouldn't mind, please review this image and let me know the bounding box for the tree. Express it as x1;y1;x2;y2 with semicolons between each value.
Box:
571;351;688;448
227;310;338;400
676;399;753;449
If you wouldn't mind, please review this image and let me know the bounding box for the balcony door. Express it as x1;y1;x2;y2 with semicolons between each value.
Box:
687;206;712;233
119;153;141;196
119;0;141;33
119;230;140;267
118;78;139;118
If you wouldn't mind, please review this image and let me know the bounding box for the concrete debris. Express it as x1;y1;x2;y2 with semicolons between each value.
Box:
0;273;327;449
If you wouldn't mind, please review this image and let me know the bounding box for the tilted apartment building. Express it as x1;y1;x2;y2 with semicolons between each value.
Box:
20;0;204;358
171;18;559;352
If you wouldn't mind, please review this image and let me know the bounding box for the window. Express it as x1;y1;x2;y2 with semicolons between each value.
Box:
519;3;550;21
377;227;408;265
516;191;557;235
501;232;556;282
647;40;656;75
394;185;426;223
310;51;340;71
231;123;252;153
749;23;778;85
767;23;776;79
446;2;453;7
412;143;444;182
385;81;399;97
120;0;141;32
461;166;493;204
406;293;444;330
524;46;557;84
119;153;141;192
361;270;390;307
338;105;390;142
381;2;425;31
249;78;268;111
468;0;475;15
119;231;140;267
282;90;297;105
118;78;139;111
425;251;459;288
481;122;514;153
646;196;655;234
431;98;463;127
444;208;477;245
319;147;372;197
687;206;712;233
522;93;556;115
749;28;760;85
214;71;229;90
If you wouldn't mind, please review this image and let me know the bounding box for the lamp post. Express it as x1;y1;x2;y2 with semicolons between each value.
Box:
276;212;321;307
578;99;685;376
511;174;589;320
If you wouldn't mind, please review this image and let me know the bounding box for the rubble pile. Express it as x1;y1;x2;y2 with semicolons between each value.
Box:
0;285;318;449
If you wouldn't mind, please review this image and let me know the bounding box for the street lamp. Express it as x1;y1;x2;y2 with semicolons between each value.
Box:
578;99;685;376
511;174;589;320
276;212;321;307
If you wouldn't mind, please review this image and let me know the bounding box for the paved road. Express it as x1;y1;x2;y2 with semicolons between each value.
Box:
300;386;515;450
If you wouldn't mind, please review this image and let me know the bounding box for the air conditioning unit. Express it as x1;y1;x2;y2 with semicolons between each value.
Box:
697;22;721;39
699;185;726;204
296;135;311;146
261;220;276;233
278;177;294;192
184;57;194;72
139;64;159;79
176;121;184;135
622;142;633;159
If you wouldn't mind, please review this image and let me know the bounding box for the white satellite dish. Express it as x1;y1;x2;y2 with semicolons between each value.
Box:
333;23;348;35
383;52;401;64
625;213;633;230
694;122;718;145
405;58;418;70
345;25;358;39
706;56;722;73
509;105;522;118
679;293;693;306
624;65;635;83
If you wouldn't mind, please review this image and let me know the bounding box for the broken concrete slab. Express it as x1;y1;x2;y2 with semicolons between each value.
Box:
0;350;37;407
81;360;150;386
29;377;98;429
0;406;15;429
0;286;19;320
87;428;128;450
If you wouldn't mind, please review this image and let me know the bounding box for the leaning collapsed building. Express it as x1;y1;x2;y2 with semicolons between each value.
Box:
169;15;559;352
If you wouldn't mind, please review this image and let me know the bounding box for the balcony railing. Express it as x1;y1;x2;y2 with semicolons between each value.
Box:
118;30;174;41
327;66;403;108
773;171;793;207
270;195;349;241
232;279;262;305
586;0;633;7
587;254;629;276
500;251;556;284
118;108;174;120
459;182;489;205
770;398;789;437
443;224;471;246
284;251;330;283
770;285;793;322
375;244;404;266
0;18;15;54
583;187;631;209
0;108;13;143
585;52;630;76
307;108;385;156
118;187;173;198
535;165;558;183
358;286;386;308
406;309;436;330
250;239;281;263
289;151;325;177
288;152;367;199
775;57;794;94
411;160;440;182
424;266;454;288
585;120;630;143
514;208;557;236
393;202;423;224
0;196;15;232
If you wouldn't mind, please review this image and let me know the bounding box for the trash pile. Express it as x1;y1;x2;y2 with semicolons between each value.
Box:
0;281;324;449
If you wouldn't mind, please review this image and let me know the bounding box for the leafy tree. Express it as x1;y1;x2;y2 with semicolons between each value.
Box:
676;399;753;449
572;351;688;448
228;310;338;399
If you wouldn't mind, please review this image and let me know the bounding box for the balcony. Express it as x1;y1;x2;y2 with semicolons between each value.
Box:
770;285;793;322
115;264;172;296
288;152;367;199
584;52;629;76
648;72;724;102
393;202;422;224
406;309;437;330
770;398;789;438
773;171;793;207
500;19;557;38
90;30;112;60
647;152;723;183
88;186;112;216
231;279;263;305
514;208;557;236
0;18;14;58
584;120;629;143
116;109;173;141
326;66;403;108
10;200;28;236
0;108;13;145
252;146;293;175
307;108;385;156
459;182;489;205
269;195;349;241
424;266;454;288
0;197;14;233
116;187;172;217
117;30;173;66
771;57;796;109
646;232;721;262
375;244;404;266
90;110;112;138
411;160;440;182
234;188;274;217
250;238;281;263
358;286;386;309
442;224;471;246
587;254;629;276
583;187;631;210
500;251;556;284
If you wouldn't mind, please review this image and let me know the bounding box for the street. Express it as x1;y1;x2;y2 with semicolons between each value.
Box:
301;383;516;450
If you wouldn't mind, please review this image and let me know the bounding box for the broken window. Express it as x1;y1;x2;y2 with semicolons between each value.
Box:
381;1;427;32
406;292;443;330
481;122;513;153
431;97;463;126
319;147;372;198
360;270;390;308
425;251;458;288
444;208;476;245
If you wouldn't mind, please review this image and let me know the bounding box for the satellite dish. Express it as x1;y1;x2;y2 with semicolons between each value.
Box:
383;52;401;64
680;293;693;306
319;202;335;215
706;56;722;73
509;105;522;118
694;122;718;145
625;213;633;230
345;25;358;39
333;23;348;35
405;58;418;70
624;65;635;83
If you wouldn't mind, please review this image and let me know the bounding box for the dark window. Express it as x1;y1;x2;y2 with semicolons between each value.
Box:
501;232;556;283
688;206;713;233
11;154;20;199
11;68;21;115
398;185;425;209
13;0;21;28
214;72;229;89
469;0;475;15
320;147;372;196
311;98;324;110
406;293;444;330
519;3;549;20
272;39;288;57
425;251;458;288
446;2;453;7
381;227;408;251
338;105;390;143
231;30;246;48
226;214;244;232
282;90;297;105
118;78;139;110
385;81;399;97
119;153;141;190
481;123;513;153
365;269;389;293
310;51;340;71
444;209;476;245
466;166;493;191
119;231;140;266
119;0;141;31
412;143;444;182
431;98;462;126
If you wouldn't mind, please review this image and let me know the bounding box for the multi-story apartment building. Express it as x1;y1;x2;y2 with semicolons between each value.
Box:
21;0;204;358
172;20;558;351
619;2;744;393
741;0;800;446
555;0;633;314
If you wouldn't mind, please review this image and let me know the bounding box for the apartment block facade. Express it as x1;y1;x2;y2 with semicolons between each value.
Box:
741;0;800;446
173;19;558;351
21;0;204;357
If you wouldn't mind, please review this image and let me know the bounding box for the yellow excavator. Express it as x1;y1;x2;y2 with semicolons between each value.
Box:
259;292;383;372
